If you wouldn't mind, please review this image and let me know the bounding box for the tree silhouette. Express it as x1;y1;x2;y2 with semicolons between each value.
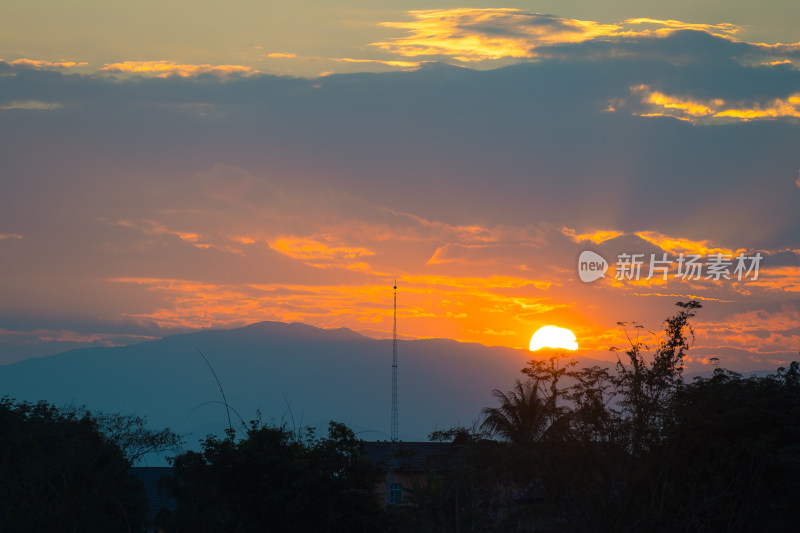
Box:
0;398;149;532
61;406;182;464
160;420;383;532
612;300;702;454
481;379;550;444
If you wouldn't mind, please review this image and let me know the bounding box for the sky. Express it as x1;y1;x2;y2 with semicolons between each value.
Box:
1;1;799;371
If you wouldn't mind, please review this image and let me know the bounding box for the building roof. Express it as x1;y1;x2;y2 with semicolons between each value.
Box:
362;441;457;471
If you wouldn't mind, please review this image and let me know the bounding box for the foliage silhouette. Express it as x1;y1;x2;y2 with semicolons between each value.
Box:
159;420;384;532
0;398;150;532
395;301;800;532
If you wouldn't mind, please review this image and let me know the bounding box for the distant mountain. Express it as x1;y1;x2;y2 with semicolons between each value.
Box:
0;321;610;452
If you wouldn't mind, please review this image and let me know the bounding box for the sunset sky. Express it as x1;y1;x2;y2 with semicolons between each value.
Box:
1;1;799;371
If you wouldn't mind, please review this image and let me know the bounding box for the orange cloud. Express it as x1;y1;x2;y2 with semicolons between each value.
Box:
621;18;740;38
630;292;733;303
381;207;547;246
631;85;800;123
563;227;748;273
703;306;800;333
482;329;518;337
714;95;800;120
633;85;721;117
6;58;88;69
87;178;795;367
260;52;424;74
105;218;248;255
270;236;375;269
102;272;569;351
0;233;23;240
229;235;257;245
744;266;800;292
426;242;542;267
174;231;199;243
99;61;257;78
635;231;740;256
402;274;553;291
333;58;422;68
562;227;623;244
693;327;800;356
579;329;635;354
114;219;199;242
371;10;757;64
373;9;623;62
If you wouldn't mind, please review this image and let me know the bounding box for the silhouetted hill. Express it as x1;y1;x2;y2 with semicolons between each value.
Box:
0;321;609;453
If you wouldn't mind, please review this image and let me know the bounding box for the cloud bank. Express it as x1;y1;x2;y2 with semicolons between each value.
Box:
0;14;798;371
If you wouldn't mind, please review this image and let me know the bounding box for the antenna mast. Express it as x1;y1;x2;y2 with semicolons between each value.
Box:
391;280;399;442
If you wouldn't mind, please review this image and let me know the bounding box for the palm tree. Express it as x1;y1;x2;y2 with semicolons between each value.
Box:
481;379;549;444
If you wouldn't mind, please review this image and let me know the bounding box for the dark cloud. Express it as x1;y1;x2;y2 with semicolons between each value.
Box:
0;33;798;364
1;53;797;234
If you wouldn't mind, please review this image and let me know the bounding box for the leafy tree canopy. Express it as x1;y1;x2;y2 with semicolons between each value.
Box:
0;398;151;532
160;420;384;533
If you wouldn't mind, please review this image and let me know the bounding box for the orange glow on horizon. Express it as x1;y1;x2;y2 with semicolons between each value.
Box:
95;212;799;367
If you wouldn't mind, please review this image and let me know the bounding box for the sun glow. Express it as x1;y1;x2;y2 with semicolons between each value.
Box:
529;325;579;351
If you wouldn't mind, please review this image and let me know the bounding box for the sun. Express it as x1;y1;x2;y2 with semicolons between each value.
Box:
530;325;578;351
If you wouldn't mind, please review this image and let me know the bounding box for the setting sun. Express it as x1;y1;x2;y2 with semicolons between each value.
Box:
530;325;579;351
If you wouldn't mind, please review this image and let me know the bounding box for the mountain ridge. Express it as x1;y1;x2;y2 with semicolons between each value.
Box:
0;320;619;453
